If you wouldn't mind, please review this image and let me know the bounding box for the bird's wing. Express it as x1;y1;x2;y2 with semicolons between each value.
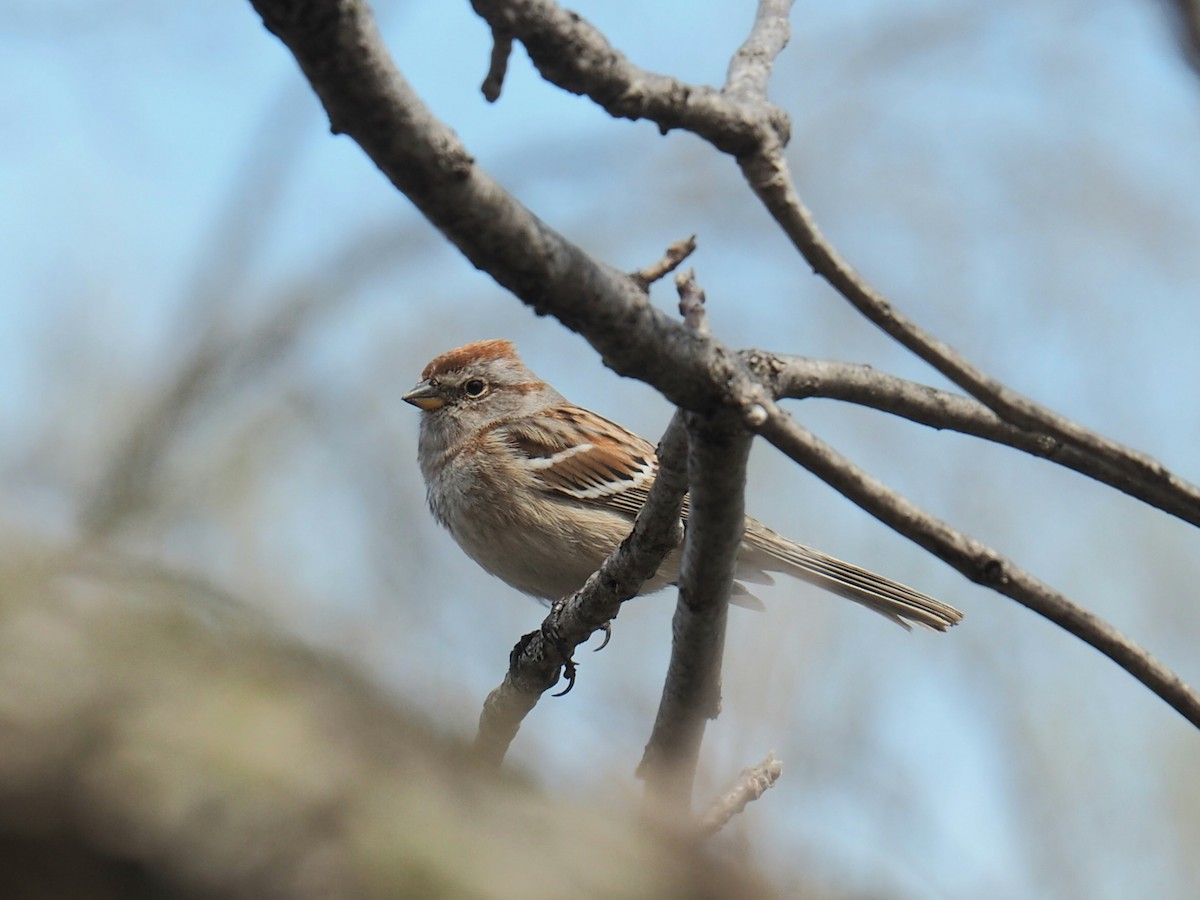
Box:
497;405;658;519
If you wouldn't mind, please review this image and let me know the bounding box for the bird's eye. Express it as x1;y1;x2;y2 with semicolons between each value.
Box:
464;379;487;397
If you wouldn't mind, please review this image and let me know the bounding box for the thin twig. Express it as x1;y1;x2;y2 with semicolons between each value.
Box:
697;753;783;837
481;29;513;101
79;224;418;538
469;0;789;156
631;235;697;289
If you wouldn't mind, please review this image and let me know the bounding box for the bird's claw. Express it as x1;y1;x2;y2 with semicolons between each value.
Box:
593;620;613;652
551;619;612;695
552;657;577;697
542;619;579;697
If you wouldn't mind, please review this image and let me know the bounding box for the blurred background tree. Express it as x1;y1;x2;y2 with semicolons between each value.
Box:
3;0;1200;896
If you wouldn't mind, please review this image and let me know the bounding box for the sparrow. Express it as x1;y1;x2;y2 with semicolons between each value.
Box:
403;339;961;631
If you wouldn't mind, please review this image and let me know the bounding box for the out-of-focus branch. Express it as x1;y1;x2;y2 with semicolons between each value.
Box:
475;414;690;767
176;85;310;330
0;546;767;898
79;224;417;538
698;753;783;838
1161;0;1200;76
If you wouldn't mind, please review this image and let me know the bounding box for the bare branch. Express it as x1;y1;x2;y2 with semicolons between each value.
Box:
469;0;789;154
475;0;1193;507
761;354;1200;528
755;411;1200;730
481;28;513;102
724;0;795;101
639;410;751;817
737;150;1200;526
475;414;689;766
698;753;783;838
250;0;1200;731
638;271;748;817
630;235;697;289
461;0;1200;530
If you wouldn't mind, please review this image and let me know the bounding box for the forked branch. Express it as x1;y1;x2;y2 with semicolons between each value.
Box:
468;0;1200;530
248;0;1200;742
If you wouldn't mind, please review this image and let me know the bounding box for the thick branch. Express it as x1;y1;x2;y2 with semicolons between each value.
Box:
639;412;752;817
475;414;689;766
756;412;1200;730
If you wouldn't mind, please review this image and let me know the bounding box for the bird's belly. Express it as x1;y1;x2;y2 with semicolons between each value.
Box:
428;472;631;599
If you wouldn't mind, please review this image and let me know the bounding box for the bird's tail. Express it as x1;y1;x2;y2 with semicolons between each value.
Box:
738;520;963;631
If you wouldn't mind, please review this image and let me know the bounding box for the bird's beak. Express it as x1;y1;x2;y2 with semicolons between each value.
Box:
402;381;446;411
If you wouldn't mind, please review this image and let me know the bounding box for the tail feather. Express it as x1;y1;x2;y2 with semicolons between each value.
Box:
740;521;962;632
